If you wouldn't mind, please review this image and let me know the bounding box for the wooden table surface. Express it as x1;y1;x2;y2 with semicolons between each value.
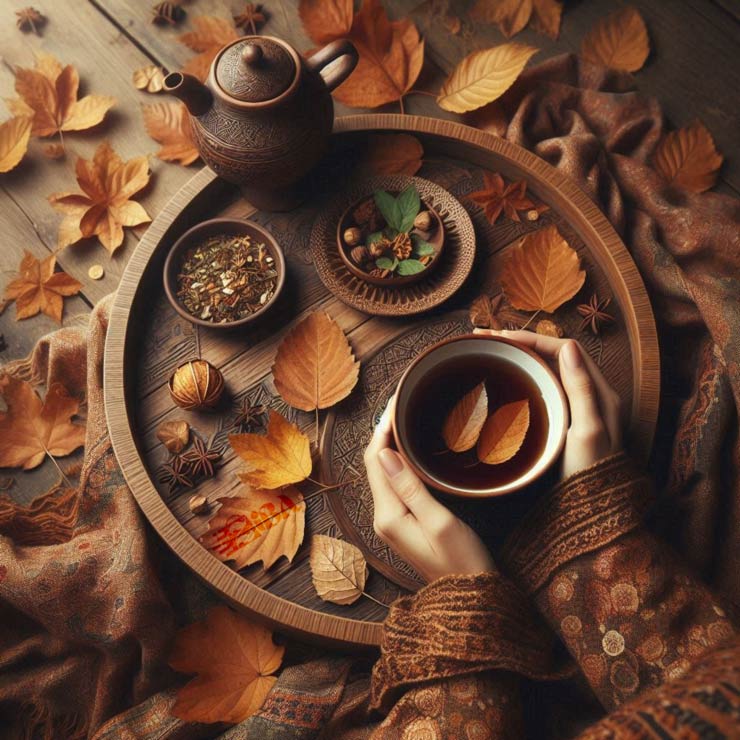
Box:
1;0;738;509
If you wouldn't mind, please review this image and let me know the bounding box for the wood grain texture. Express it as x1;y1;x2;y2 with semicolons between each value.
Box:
105;115;659;648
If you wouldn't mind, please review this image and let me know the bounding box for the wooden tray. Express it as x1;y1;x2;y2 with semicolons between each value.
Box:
104;114;659;649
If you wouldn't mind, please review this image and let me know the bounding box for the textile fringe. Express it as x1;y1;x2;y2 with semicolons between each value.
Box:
0;484;79;546
20;701;85;740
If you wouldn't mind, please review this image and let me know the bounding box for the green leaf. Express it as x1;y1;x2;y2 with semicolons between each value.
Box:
384;226;399;239
375;256;397;271
396;259;427;276
397;185;421;233
411;234;435;257
367;231;384;246
374;190;402;231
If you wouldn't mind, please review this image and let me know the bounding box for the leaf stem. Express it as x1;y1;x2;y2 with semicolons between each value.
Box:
409;89;437;98
314;407;319;446
322;552;389;609
399;95;405;115
44;446;74;489
305;475;360;492
520;310;541;331
362;590;390;608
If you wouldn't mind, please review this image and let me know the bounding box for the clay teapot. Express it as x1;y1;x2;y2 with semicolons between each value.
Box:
164;36;358;210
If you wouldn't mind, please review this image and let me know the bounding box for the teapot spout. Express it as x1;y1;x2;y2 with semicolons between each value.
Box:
163;72;212;116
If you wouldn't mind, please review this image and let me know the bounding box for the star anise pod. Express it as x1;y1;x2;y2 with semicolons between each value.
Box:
233;3;266;34
158;456;193;494
182;436;221;478
577;294;614;335
16;7;46;34
233;398;266;431
152;1;184;26
390;232;412;260
469;173;535;225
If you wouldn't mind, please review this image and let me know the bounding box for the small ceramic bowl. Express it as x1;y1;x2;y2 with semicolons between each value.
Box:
392;334;569;498
163;218;286;329
337;192;445;288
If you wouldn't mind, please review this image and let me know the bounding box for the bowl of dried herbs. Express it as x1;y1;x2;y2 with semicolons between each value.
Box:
163;218;285;328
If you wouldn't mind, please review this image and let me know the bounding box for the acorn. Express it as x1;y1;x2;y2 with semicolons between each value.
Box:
413;210;433;231
350;245;369;265
169;360;225;410
343;227;362;246
368;239;387;258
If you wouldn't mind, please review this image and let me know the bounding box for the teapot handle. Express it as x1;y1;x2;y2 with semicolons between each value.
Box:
307;39;359;92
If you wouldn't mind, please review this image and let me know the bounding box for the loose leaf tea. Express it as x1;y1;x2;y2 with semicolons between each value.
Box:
652;121;722;193
580;7;649;73
477;399;531;465
176;233;278;323
442;381;488;452
310;534;368;605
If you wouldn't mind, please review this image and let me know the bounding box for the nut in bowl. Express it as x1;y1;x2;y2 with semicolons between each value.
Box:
337;181;445;287
392;334;568;497
163;218;286;328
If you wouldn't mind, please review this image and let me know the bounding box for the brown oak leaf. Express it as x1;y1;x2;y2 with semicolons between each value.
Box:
0;116;32;173
142;101;200;165
477;399;530;465
580;7;649;73
0;375;86;470
169;606;284;724
442;382;488;453
361;133;423;176
469;172;535;224
310;534;368;605
178;16;239;83
48;141;152;254
3;251;82;323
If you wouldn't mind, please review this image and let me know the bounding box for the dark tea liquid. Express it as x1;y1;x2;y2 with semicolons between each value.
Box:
406;354;549;490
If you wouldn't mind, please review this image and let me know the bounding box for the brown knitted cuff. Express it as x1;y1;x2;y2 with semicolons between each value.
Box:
370;570;558;709
502;452;652;595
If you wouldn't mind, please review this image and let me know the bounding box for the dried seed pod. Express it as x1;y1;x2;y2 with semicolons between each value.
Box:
156;419;190;453
169;360;225;410
343;227;362;246
413;210;433;231
526;209;540;221
535;319;564;338
189;494;209;515
350;245;369;265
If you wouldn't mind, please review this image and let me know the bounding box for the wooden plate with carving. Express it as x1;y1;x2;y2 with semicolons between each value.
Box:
104;114;659;649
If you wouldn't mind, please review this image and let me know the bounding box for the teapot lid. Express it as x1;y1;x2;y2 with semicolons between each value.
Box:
214;37;298;104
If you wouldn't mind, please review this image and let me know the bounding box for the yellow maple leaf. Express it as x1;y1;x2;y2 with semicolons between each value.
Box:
0;116;32;173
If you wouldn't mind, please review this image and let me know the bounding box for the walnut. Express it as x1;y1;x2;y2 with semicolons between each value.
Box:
169;360;225;410
390;232;412;260
413;210;433;231
343;227;362;246
350;245;369;265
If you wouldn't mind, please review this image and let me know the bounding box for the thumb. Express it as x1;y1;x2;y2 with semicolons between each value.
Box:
378;449;446;519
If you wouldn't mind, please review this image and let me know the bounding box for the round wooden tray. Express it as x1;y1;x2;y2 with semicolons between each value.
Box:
104;114;659;650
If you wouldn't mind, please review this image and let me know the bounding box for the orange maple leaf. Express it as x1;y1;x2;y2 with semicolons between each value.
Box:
0;375;86;470
4;251;82;323
299;0;353;44
469;172;535;223
142;101;200;165
48;141;152;254
178;16;239;82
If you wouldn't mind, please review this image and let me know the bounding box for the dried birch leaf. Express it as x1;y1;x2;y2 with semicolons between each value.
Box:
652;121;722;193
0;116;31;173
580;7;649;73
48;141;151;254
437;43;538;114
272;312;360;412
178;16;239;82
133;64;166;93
229;410;312;490
201;486;305;569
501;225;585;313
156;419;190;453
310;534;368;605
470;293;505;330
477;400;530;465
0;375;86;470
362;133;423;176
142;101;200;165
442;382;488;452
299;0;353;44
169;606;284;724
4;251;82;323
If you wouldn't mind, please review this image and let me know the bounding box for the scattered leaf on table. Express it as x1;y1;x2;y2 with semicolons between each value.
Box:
530;0;563;39
156;419;190;453
469;172;535;224
501;225;585;313
310;534;368;605
443;382;488;452
652;120;722;193
362;133;423;176
201;486;305;569
229;409;312;490
470;0;563;40
48;141;151;254
4;251;82;323
0;116;32;173
0;375;86;470
580;7;649;73
272;312;360;412
299;0;353;44
133;64;166;93
169;605;284;724
438;43;538;113
470;293;505;330
142;102;200;165
178;16;239;82
14;53;115;137
477;399;530;465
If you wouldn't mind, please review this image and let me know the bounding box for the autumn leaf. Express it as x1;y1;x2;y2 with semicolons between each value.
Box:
142;102;200;165
133;64;166;94
0;116;32;173
470;0;563;40
0;375;86;470
652;121;722;193
361;133;423;176
4;252;81;323
229;410;312;490
477;399;530;465
442;382;488;453
272;312;360;412
169;606;284;724
299;0;353;44
469;293;504;330
437;43;538;114
178;16;239;83
13;53;115;138
501;225;585;313
48;141;152;254
530;0;563;39
580;7;649;73
201;487;305;569
469;172;535;223
310;534;368;605
156;419;190;453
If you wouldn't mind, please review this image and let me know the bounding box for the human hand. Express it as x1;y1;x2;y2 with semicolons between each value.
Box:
475;329;623;479
363;403;496;583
